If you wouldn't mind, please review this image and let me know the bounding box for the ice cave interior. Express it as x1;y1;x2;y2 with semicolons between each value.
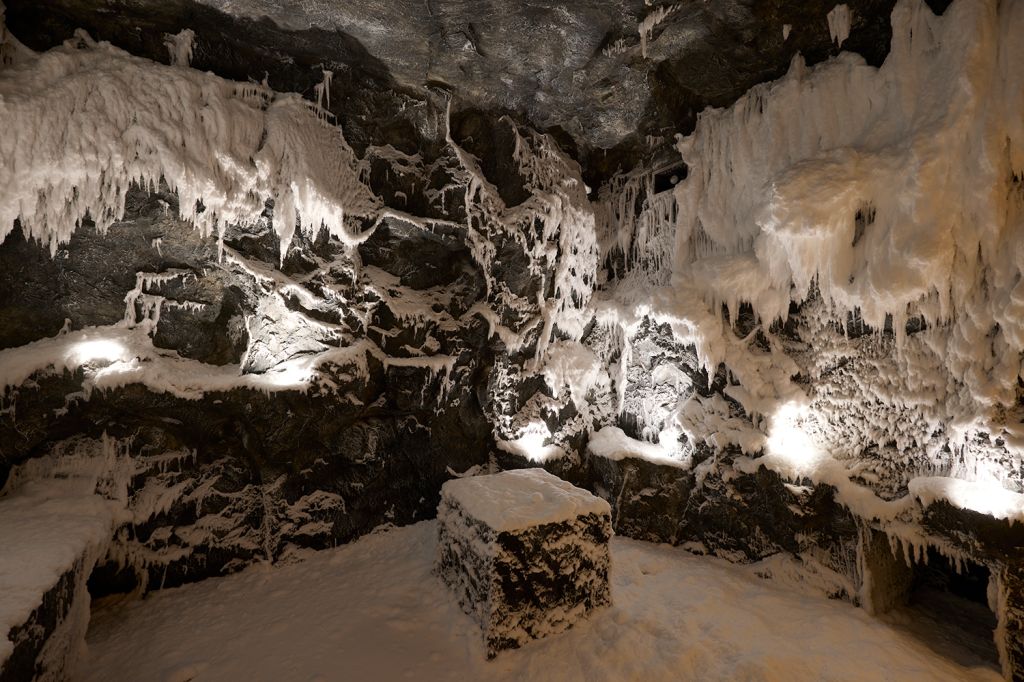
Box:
0;0;1023;680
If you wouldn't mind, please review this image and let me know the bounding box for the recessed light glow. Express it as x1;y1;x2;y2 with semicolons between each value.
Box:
69;338;127;365
766;401;824;472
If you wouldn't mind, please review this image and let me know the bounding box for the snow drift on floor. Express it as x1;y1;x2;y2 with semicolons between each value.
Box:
77;521;999;682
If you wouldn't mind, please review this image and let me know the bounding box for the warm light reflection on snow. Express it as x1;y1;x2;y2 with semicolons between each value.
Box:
497;421;566;463
909;476;1024;522
262;359;314;388
69;339;127;365
765;401;824;472
517;421;553;461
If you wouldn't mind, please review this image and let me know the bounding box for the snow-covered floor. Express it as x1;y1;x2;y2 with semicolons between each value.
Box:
77;522;1000;682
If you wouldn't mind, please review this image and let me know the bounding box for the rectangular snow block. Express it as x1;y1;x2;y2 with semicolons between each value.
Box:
435;468;612;658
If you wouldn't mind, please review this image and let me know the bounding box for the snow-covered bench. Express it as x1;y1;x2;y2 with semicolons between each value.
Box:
0;479;117;682
435;468;612;658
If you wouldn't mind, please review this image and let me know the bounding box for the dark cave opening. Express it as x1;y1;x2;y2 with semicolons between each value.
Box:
891;548;1001;671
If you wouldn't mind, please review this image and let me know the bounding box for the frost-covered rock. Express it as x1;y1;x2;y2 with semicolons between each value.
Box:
435;468;611;658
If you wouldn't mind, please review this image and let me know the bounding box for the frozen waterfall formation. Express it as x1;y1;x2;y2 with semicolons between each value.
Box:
0;0;1023;679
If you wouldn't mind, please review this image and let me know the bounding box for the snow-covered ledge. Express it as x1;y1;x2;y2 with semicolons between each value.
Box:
0;453;124;681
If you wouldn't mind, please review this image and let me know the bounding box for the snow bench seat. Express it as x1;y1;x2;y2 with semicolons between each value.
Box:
0;480;116;682
435;468;612;658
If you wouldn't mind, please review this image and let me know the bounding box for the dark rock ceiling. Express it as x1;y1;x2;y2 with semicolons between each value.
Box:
5;0;924;187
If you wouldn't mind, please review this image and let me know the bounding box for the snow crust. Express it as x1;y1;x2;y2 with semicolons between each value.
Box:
0;28;379;259
440;469;610;533
76;521;1001;682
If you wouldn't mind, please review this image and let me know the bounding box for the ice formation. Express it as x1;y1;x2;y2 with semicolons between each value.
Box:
163;28;195;67
0;28;379;260
673;0;1024;390
638;4;674;59
642;0;1024;452
826;4;852;47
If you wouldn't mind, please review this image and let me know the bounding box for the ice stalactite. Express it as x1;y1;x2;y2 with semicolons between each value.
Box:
638;4;674;59
449;116;599;366
595;167;677;287
163;28;195;67
313;69;333;111
826;5;852;47
446;114;610;453
0;29;380;261
669;0;1024;427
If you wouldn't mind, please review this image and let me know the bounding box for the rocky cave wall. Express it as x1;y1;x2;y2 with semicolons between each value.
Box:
1;0;1023;675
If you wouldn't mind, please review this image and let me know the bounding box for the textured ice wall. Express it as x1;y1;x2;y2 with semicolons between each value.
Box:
0;28;379;258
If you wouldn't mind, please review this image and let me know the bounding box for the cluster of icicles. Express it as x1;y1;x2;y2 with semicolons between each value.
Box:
0;20;379;261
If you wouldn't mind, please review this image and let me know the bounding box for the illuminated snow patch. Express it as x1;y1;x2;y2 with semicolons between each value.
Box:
587;425;689;469
764;401;826;475
496;422;566;463
68;339;129;365
909;477;1024;523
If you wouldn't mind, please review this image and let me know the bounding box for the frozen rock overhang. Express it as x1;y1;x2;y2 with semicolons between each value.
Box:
2;0;903;181
0;27;380;260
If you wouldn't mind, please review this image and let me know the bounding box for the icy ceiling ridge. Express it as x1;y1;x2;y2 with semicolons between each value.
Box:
670;0;1024;407
0;22;380;261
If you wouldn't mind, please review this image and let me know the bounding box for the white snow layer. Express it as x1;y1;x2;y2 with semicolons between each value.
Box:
0;324;334;398
440;469;609;533
0;471;120;666
75;521;1000;682
587;425;689;468
0;27;379;259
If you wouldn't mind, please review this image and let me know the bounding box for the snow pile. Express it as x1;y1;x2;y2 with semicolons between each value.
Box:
587;425;689;469
0;28;379;259
76;521;1001;681
439;468;609;533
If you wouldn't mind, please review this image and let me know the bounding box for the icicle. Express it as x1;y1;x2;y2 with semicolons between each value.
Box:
163;28;195;67
638;4;674;58
826;5;853;47
313;68;333;113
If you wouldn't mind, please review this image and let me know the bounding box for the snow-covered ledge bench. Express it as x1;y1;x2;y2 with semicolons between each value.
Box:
435;468;612;658
0;478;117;682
